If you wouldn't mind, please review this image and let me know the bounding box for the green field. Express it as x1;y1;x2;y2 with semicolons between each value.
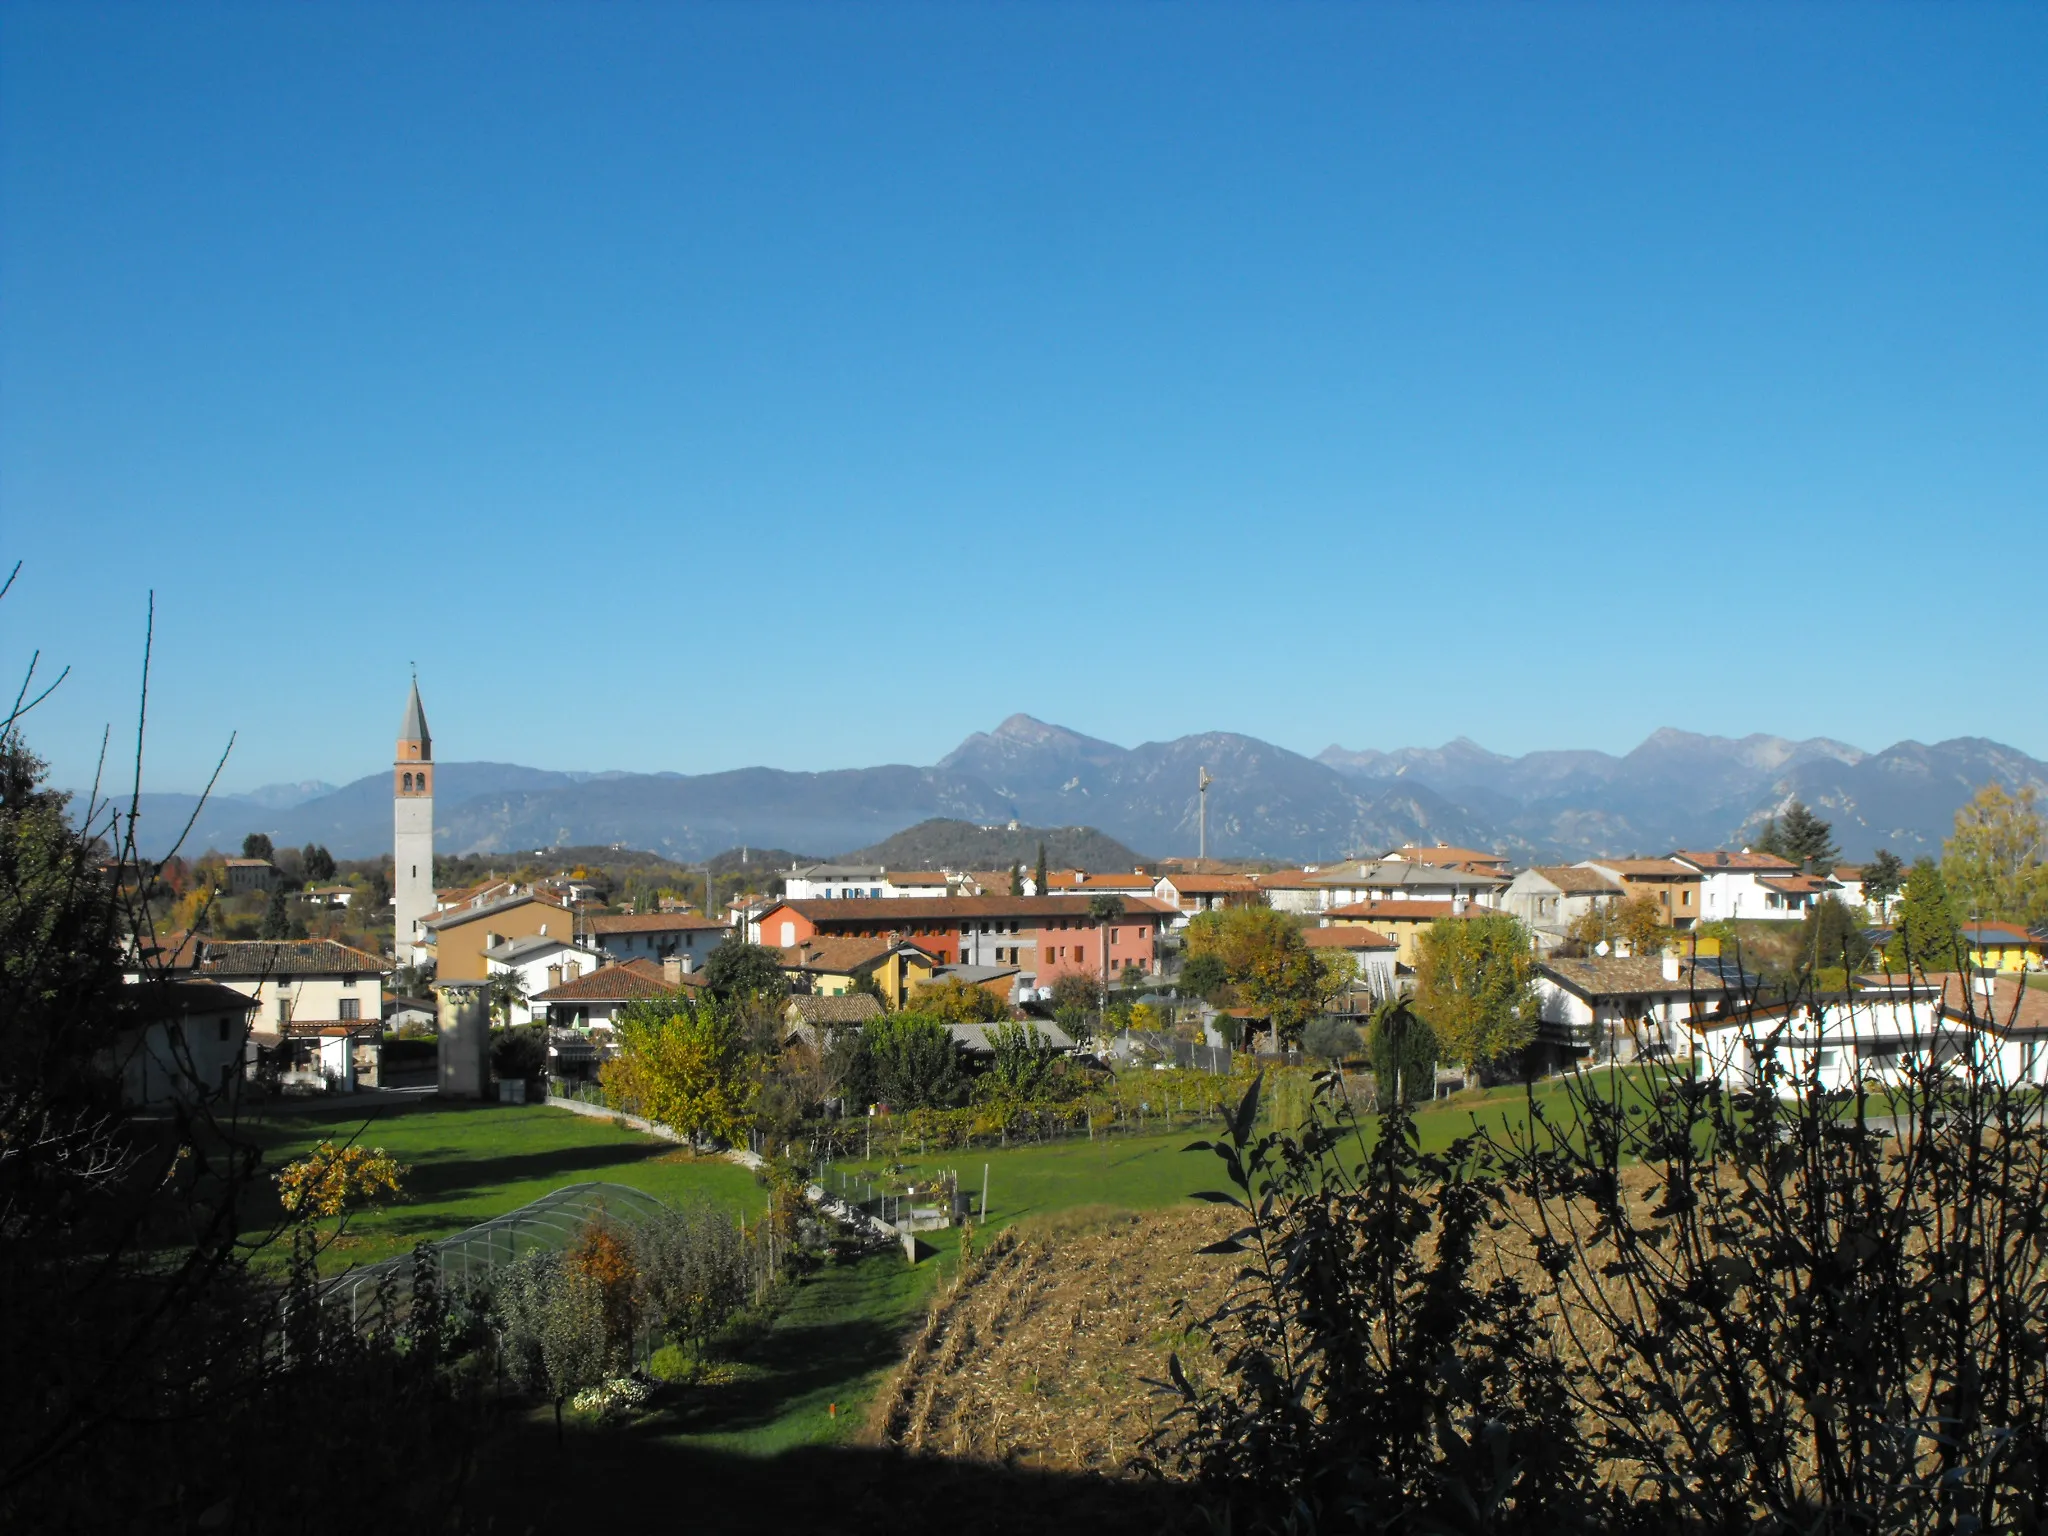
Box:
241;1077;1628;1463
235;1098;762;1272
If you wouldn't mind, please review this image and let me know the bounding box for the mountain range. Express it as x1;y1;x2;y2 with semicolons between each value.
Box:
105;716;2048;867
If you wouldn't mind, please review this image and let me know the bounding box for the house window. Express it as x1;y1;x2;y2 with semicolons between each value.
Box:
218;1018;230;1042
339;998;359;1021
276;997;290;1024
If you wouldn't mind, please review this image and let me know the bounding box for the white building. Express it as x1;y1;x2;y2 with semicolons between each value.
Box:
1535;954;1733;1065
583;912;728;969
1691;984;1952;1095
108;979;258;1108
1668;849;1803;922
485;933;606;1026
1301;925;1400;999
1300;859;1507;912
783;864;888;900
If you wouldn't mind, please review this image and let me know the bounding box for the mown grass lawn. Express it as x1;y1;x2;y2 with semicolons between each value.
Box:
234;1098;761;1273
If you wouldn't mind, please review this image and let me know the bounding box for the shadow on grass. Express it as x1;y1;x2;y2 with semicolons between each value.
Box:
396;1139;678;1202
653;1313;914;1435
467;1434;1195;1535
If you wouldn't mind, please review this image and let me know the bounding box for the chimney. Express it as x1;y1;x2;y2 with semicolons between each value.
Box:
663;956;683;986
1662;950;1681;983
539;922;548;936
1452;895;1469;916
547;964;562;989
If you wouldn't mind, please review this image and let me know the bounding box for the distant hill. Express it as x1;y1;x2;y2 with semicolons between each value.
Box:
103;716;2048;866
838;819;1144;873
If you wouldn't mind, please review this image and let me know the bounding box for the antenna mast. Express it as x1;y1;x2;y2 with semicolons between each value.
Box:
1198;766;1213;871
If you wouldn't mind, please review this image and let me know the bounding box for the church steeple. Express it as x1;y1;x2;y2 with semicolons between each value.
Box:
398;677;431;761
393;677;436;963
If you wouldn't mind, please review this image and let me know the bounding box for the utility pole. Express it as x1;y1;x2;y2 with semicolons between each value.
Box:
1197;766;1213;871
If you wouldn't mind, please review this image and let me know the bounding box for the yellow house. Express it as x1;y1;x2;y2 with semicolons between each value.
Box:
779;936;941;1009
1323;900;1492;967
1962;923;2047;973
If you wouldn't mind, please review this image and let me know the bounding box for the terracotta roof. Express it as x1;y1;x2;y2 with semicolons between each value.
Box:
585;912;725;934
1303;925;1398;951
1528;866;1625;895
1670;849;1800;874
1540;957;1729;1000
777;936;916;974
1046;871;1157;891
224;858;275;869
532;960;705;1003
424;894;571;931
1582;859;1695;881
1325;900;1484;922
1384;845;1507;868
1933;974;2048;1034
885;870;953;888
768;895;1177;923
1757;874;1839;896
133;929;204;971
1159;873;1259;893
197;939;389;977
1304;861;1508;890
786;994;885;1027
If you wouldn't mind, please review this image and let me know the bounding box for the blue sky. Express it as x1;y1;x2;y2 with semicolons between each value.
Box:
3;2;2043;794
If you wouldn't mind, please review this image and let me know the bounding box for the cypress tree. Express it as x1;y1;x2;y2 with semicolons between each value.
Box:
1034;842;1047;897
1883;858;1965;973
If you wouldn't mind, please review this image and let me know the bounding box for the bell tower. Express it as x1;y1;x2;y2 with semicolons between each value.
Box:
393;677;435;964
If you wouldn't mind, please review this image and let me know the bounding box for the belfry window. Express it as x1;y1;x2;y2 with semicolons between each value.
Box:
402;772;413;791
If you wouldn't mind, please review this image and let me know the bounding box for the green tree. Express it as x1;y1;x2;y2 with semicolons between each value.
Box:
1186;905;1344;1046
1753;815;1786;859
1942;782;2048;926
1178;951;1229;1002
1799;894;1873;986
300;843;336;883
861;1012;967;1109
1008;862;1024;897
1301;1015;1360;1064
1412;912;1539;1073
486;967;528;1026
1779;799;1840;874
1034;841;1047;897
977;1022;1061;1100
701;939;788;1008
1861;847;1905;912
259;884;291;938
601;1000;754;1145
241;832;274;862
1365;997;1438;1106
1883;857;1966;974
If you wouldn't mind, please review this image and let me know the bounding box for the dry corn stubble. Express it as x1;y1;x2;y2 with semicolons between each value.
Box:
875;1207;1237;1475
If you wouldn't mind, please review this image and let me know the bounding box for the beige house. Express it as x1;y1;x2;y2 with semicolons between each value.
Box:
1576;859;1703;930
423;894;575;982
194;939;389;1037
